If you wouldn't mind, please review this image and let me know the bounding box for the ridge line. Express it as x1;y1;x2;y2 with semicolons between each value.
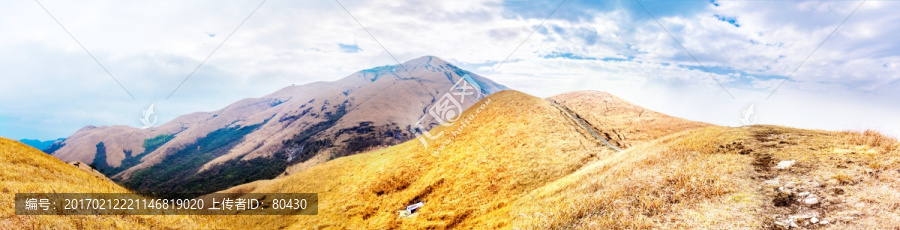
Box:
547;99;622;152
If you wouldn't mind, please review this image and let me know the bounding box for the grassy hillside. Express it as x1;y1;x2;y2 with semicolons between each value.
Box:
217;90;708;229
549;90;709;149
0;137;214;229
217;90;900;229
510;126;900;229
7;88;897;229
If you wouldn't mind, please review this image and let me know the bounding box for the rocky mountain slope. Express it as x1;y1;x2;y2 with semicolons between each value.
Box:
49;56;507;196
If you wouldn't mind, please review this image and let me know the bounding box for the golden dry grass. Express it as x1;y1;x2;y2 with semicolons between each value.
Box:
508;126;760;229
217;90;612;229
220;115;900;229
0;138;219;229
549;91;710;149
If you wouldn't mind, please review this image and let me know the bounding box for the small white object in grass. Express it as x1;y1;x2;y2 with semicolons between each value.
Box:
803;195;819;205
406;201;424;213
811;217;819;224
774;160;795;169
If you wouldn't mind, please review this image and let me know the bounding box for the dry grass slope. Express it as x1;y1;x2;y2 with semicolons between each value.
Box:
550;90;709;149
218;91;900;229
0;138;216;229
511;126;900;229
219;90;613;229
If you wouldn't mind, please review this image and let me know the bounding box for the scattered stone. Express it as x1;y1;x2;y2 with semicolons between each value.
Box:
785;182;796;189
811;217;819;224
820;220;829;225
810;181;821;188
798;191;810;197
775;160;795;169
774;219;792;229
802;195;819;206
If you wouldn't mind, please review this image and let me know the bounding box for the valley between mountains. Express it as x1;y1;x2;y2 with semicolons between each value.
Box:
4;56;899;229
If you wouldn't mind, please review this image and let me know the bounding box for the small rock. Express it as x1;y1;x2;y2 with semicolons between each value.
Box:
803;195;819;206
775;160;795;169
798;191;810;197
774;220;792;229
785;182;796;189
820;220;829;225
811;217;819;224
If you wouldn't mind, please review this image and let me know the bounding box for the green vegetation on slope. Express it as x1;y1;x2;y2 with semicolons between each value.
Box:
278;102;346;163
124;123;283;198
90;134;174;177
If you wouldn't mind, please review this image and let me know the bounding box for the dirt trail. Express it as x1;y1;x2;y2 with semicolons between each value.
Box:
547;99;622;152
747;126;864;229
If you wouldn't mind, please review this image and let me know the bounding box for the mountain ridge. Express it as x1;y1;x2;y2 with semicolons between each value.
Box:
49;56;508;196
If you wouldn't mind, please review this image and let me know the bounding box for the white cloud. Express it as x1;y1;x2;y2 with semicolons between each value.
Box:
0;0;897;140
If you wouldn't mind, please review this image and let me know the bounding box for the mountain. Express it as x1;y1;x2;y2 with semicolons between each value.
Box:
49;56;507;196
211;90;709;228
17;138;64;152
0;137;211;228
214;90;900;229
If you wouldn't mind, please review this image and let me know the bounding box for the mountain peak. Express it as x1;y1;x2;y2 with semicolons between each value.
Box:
401;55;449;67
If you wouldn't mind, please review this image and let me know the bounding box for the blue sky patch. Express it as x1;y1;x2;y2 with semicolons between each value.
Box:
338;43;362;53
714;14;740;27
683;65;785;87
543;52;636;62
500;0;710;23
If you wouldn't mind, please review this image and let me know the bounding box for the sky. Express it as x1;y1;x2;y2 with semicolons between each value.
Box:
0;0;898;140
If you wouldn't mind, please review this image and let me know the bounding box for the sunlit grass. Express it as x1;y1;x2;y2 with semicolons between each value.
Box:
0;138;219;229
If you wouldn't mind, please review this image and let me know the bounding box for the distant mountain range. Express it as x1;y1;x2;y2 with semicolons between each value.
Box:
18;138;64;153
48;56;507;196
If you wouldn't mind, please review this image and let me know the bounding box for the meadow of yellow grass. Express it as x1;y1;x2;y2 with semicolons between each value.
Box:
0;137;217;229
549;91;710;149
220;91;900;229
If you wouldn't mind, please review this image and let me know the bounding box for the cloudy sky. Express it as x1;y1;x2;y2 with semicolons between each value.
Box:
1;0;898;140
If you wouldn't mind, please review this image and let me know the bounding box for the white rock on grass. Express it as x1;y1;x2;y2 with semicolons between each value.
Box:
803;195;819;206
775;160;796;169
